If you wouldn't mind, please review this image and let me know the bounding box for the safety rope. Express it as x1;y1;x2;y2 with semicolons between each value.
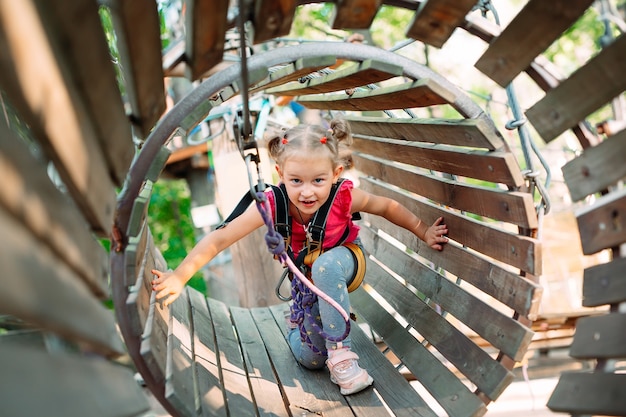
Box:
254;190;351;353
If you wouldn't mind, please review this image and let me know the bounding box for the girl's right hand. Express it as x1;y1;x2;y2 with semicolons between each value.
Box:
151;269;185;307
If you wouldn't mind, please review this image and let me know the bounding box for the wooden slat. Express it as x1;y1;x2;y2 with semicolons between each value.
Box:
349;322;437;417
0;207;124;357
253;0;297;43
353;136;525;187
350;288;487;417
0;0;117;235
360;226;533;361
360;178;542;276
166;289;199;417
365;261;514;400
575;187;626;255
547;372;626;415
188;291;227;417
364;214;541;317
353;154;537;228
266;59;403;96
140;292;168;385
36;0;134;185
475;0;594;87
185;0;229;80
583;256;626;307
0;344;150;417
127;180;153;239
344;114;505;150
252;307;352;417
230;307;289;416
406;0;477;48
526;34;626;143
296;78;457;111
569;313;626;359
331;0;382;29
0;123;109;298
207;298;258;416
251;56;337;92
562;128;626;201
106;0;166;138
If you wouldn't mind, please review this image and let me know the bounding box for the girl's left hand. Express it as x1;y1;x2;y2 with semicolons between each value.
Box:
424;217;448;251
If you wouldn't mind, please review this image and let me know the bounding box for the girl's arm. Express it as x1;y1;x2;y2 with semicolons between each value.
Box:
151;205;265;306
351;187;448;250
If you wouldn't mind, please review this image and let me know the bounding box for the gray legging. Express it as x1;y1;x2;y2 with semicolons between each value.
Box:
287;245;356;369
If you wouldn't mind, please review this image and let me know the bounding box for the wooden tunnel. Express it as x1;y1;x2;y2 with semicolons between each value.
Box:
0;1;625;417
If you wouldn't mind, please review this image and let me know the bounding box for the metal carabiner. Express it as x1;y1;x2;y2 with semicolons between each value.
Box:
275;269;292;301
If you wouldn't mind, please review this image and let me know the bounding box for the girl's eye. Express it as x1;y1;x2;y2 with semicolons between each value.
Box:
290;178;302;184
314;178;324;184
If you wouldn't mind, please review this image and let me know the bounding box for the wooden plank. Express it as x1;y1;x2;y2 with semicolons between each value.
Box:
185;0;229;80
332;0;382;29
360;178;542;276
353;136;525;187
353;153;537;228
344;114;505;150
575;187;626;255
296;78;457;111
188;291;227;417
360;226;533;362
140;292;168;385
583;256;626;307
569;313;626;359
526;34;626;143
0;207;124;357
253;0;297;43
253;307;352;417
406;0;477;48
251;56;337;92
127;180;153;240
547;372;626;415
364;214;541;317
0;123;109;298
106;0;166;138
562;128;626;201
36;0;134;185
0;344;150;417
165;289;199;417
365;261;514;401
230;307;289;416
0;0;117;235
475;0;594;87
349;321;438;417
351;288;487;417
207;298;258;416
266;59;403;96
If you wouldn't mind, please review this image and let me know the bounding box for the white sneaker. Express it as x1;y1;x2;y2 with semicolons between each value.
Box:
326;348;374;395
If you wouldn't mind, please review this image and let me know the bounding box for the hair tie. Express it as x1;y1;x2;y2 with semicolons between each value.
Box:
282;137;288;144
320;136;327;144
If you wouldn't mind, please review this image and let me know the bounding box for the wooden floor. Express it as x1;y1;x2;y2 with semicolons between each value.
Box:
143;349;592;417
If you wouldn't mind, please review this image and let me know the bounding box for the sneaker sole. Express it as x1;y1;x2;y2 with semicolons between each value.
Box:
339;374;374;395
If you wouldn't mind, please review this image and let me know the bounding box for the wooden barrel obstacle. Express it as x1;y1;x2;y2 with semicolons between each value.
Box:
2;0;625;416
112;42;542;417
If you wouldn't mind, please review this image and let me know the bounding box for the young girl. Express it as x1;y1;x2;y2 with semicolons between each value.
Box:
152;118;448;395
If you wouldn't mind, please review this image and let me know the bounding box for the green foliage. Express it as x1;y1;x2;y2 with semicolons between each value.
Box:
148;180;207;294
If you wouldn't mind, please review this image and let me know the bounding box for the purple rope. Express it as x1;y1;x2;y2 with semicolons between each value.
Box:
255;192;350;351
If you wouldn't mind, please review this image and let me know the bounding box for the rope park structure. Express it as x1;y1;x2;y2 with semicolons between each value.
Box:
1;1;626;416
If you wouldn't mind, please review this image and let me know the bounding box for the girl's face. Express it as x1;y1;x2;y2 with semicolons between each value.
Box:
276;152;343;217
